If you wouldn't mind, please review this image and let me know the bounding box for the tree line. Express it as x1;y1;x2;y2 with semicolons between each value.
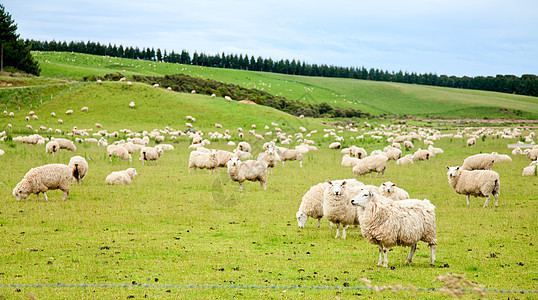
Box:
25;39;538;97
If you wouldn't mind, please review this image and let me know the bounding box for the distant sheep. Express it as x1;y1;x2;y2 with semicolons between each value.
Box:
140;145;164;165
216;150;236;168
461;153;496;170
413;149;432;161
105;168;137;185
51;138;76;151
352;155;388;177
237;141;251;152
13;164;74;201
397;154;414;165
527;148;538;161
45;141;60;156
522;161;538;176
329;142;341;149
233;149;253;160
379;181;410;201
81;107;89;112
467;138;476;147
276;146;303;167
65;110;73;115
129;101;136;109
188;149;219;173
351;191;437;267
446;166;500;207
68;156;88;184
403;140;414;150
226;157;267;191
341;154;360;167
296;182;331;229
257;148;279;174
107;145;132;162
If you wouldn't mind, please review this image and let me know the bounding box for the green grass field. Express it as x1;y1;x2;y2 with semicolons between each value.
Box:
31;51;538;120
0;77;537;299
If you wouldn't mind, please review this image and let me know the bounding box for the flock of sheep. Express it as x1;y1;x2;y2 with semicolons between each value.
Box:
2;104;537;268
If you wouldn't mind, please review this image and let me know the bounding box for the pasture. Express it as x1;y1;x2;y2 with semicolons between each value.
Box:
0;81;536;299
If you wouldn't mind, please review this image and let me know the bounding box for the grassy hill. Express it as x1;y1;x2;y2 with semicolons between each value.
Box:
31;51;538;120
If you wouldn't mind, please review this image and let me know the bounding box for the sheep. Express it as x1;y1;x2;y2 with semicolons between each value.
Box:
352;155;388;177
329;142;341;149
351;191;437;267
9;112;14;117
522;161;538;176
226;157;267;191
383;147;402;161
51;138;76;151
139;146;164;165
467;137;476;147
68;156;88;184
396;154;414;165
188;149;219;173
494;153;512;162
341;154;360;167
45;141;60;156
233;149;253;160
412;148;432;161
97;79;102;85
296;182;331;229
527;148;538;161
58;119;63;125
13;164;74;201
129;101;136;109
511;147;523;155
237;141;251;152
107;145;132;162
105;168;137;185
32;115;38;120
446;166;500;207
65;110;73;115
403;140;414;150
257;148;279;174
349;146;367;159
379;181;410;201
461;153;496;170
80;107;89;112
217;150;236;168
276;146;303;167
322;180;360;239
0;149;4;156
154;135;165;143
159;144;175;151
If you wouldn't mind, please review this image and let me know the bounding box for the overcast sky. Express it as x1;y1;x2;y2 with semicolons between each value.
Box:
4;0;538;77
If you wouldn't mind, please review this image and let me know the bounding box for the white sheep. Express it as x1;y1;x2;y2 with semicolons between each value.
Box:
58;119;63;125
97;79;102;85
226;157;267;191
257;148;279;174
140;146;164;165
351;191;437;267
45;141;60;156
65;110;73;115
107;145;132;162
522;161;538;176
80;107;89;112
396;154;414;165
188;149;219;173
349;146;367;159
341;154;360;167
159;144;175;151
412;149;432;161
379;181;410;201
467;137;476;147
383;147;402;161
428;145;444;155
446;166;500;207
403;140;414;149
13;164;74;201
237;141;251;152
276;146;303;167
527;148;538;161
296;182;331;229
129;101;136;109
51;138;76;151
511;147;523;155
68;156;88;184
217;150;236;168
105;168;137;185
352;155;388;177
329;142;341;149
233;149;253;160
224;96;233;101
322;180;360;239
461;153;496;170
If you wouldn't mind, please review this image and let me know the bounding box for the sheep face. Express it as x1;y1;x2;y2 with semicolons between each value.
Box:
12;184;29;201
381;181;395;194
326;180;347;196
351;190;374;207
446;166;460;178
296;211;308;228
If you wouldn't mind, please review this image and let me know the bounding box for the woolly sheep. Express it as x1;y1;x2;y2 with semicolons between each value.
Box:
349;146;367;159
9;112;14;117
379;181;410;201
296;182;331;229
352;155;388;177
66;110;73;115
383;147;402;161
329;142;341;149
159;144;175;151
45;141;60;156
461;153;496;170
58;119;63;125
396;154;414;165
522;161;538;176
351;191;437;267
155;135;165;143
233;149;253;160
237;141;251;152
257;148;279;174
403;140;414;149
81;107;89;112
140;146;164;165
511;147;523;155
188;149;219;173
216;150;236;168
428;145;444;155
446;166;500;207
226;157;267;191
224;96;233;101
276;146;303;167
129;101;136;109
494;153;512;162
107;145;132;162
13;164;74;201
413;149;432;161
68;156;88;184
105;168;137;185
322;180;360;239
467;138;476;147
341;154;360;167
527;148;538;161
52;138;76;151
97;79;102;85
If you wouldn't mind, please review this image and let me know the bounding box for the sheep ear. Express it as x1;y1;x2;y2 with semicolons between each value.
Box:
456;167;460;170
342;181;346;186
445;166;450;170
326;180;332;185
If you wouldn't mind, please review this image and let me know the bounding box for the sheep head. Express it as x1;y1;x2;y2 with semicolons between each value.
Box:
351;190;374;207
326;180;347;197
446;166;460;178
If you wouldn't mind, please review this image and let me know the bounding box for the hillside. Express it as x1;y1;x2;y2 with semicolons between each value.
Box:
31;51;538;120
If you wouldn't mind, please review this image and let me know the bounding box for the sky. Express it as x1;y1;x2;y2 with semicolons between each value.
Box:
3;0;538;77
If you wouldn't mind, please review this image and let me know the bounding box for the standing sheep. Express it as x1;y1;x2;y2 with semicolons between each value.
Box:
107;145;132;162
379;181;410;201
105;168;137;185
216;149;237;168
322;180;359;239
52;138;77;151
226;157;267;191
140;145;164;165
352;155;388;177
257;148;279;174
68;156;89;184
446;166;500;207
188;149;219;173
351;190;437;267
129;101;136;109
329;142;341;150
412;149;432;161
276;146;303;167
296;182;331;229
13;164;74;201
461;153;496;170
45;141;60;156
237;141;251;152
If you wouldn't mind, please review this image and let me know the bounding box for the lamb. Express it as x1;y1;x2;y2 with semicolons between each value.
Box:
522;161;538;176
446;166;500;207
237;141;251;152
379;181;410;201
68;156;88;184
322;180;360;239
276;146;303;167
226;157;267;191
13;164;74;201
257;148;279;174
461;153;496;170
397;154;414;165
51;138;76;151
341;154;360;167
467;137;476;147
107;145;132;162
129;101;136;109
105;168;137;185
352;155;388;177
188;149;219;173
45;141;60;156
351;190;437;267
140;146;164;165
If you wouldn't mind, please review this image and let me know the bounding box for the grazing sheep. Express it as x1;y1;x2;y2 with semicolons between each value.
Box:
341;154;360;167
58;119;63;125
467;138;476;147
237;141;251;152
13;164;74;201
527;148;538;161
155;135;165;143
51;138;76;151
296;182;331;229
350;146;367;159
351;191;437;267
383;147;402;161
226;157;267;191
97;79;102;85
45;141;60;156
68;156;88;184
224;96;233;101
65;110;73;115
159;144;175;151
105;168;137;185
81;107;89;112
322;180;360;239
129;101;136;109
139;146;164;165
257;148;279;174
352;155;388;177
188;149;219;174
428;145;444;155
329;142;341;149
217;150;236;168
494;153;512;162
276;146;303;167
0;149;4;156
522;161;538;176
446;166;500;207
461;153;496;170
403;140;414;150
107;145;132;162
379;181;410;201
397;154;414;165
413;149;432;161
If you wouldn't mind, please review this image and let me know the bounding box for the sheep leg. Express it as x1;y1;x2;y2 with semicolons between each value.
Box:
335;223;340;238
382;246;389;268
377;245;384;267
329;221;333;229
35;193;40;201
62;190;69;201
239;182;243;192
282;161;286;167
342;225;349;239
261;181;266;191
405;244;417;264
299;160;303;168
483;195;490;207
380;169;385;178
466;195;470;205
494;191;499;207
430;244;436;266
315;219;321;229
43;192;49;202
